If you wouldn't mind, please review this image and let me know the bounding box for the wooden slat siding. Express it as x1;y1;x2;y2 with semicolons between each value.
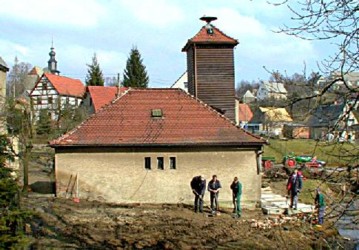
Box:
196;45;235;121
186;48;195;96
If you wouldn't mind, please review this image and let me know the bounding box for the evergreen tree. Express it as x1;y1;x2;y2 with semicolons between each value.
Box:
123;46;149;88
36;109;52;135
85;53;104;86
0;135;31;248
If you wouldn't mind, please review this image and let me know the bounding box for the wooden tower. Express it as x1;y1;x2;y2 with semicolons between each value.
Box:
182;16;238;121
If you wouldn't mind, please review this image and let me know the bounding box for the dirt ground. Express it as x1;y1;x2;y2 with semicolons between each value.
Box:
22;147;355;250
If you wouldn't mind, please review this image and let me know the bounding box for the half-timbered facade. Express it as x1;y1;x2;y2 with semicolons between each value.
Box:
29;73;85;120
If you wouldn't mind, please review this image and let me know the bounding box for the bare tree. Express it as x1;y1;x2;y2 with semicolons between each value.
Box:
269;0;358;231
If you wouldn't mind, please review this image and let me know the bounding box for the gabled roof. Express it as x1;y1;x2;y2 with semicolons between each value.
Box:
28;66;44;76
87;86;127;113
182;25;239;51
243;90;255;99
259;107;292;122
0;56;9;72
50;88;265;147
238;103;253;122
261;82;287;93
305;103;345;127
30;73;85;98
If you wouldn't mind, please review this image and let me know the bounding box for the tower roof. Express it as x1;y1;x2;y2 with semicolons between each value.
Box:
182;19;239;51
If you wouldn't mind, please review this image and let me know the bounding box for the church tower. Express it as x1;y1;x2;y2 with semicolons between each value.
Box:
182;16;238;121
48;43;60;75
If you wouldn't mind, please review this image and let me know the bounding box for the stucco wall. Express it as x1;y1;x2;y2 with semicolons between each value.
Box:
55;147;261;208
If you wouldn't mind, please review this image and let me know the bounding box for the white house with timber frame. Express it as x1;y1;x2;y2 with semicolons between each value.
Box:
29;73;85;120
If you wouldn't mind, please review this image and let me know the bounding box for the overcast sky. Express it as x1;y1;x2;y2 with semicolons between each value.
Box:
0;0;334;87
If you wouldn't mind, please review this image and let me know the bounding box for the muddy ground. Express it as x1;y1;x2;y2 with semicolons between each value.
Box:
22;147;355;249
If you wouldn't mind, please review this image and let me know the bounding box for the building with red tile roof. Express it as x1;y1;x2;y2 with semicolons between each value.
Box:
29;73;85;120
236;102;253;127
84;86;127;114
50;88;266;206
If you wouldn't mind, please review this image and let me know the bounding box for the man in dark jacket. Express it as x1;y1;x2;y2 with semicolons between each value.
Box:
208;175;222;213
190;175;206;213
287;169;303;210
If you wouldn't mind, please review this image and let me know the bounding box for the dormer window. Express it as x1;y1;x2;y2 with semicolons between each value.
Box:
151;109;163;118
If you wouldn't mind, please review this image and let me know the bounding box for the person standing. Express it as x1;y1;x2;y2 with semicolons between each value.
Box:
208;175;222;213
190;175;206;213
286;168;303;210
314;188;325;225
230;177;242;217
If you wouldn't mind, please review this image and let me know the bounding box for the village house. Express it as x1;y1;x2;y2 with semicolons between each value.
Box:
82;86;127;114
317;71;359;91
242;89;256;103
49;16;267;208
29;73;85;120
170;71;188;92
305;102;358;141
256;81;287;100
50;88;266;207
248;107;293;137
235;100;253;128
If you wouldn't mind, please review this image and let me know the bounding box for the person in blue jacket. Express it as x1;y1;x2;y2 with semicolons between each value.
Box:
208;175;222;213
190;175;206;213
287;168;303;210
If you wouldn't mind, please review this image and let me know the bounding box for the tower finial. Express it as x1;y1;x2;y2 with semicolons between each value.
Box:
200;16;217;35
200;16;217;24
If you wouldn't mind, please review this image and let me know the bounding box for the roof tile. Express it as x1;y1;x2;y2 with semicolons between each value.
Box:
182;25;238;51
87;86;127;112
42;73;85;97
50;89;264;147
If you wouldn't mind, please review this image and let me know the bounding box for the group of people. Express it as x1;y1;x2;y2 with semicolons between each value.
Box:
286;168;325;225
190;175;242;217
190;168;325;225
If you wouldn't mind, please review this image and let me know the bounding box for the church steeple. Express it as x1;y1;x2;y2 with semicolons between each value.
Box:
48;41;60;75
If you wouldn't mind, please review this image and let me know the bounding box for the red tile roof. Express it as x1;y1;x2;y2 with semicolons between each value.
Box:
31;73;85;98
238;103;253;122
87;86;127;113
182;25;239;51
50;89;265;147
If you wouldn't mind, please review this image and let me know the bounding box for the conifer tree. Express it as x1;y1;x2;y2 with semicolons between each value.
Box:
0;135;31;248
123;46;149;88
85;53;104;86
36;109;52;135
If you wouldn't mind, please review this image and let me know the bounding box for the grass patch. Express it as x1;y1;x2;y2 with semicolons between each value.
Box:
263;139;359;167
